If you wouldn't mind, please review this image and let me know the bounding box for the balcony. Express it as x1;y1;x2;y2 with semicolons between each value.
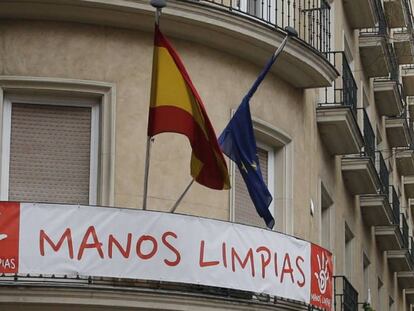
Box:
375;187;404;251
334;276;358;311
342;110;380;195
397;237;414;285
373;62;403;117
385;116;411;148
406;289;414;305
359;0;391;78
0;0;337;89
384;0;408;28
386;213;412;272
393;28;414;64
404;175;414;198
343;0;376;29
402;65;414;95
317;52;363;155
360;152;391;226
395;148;414;175
397;271;414;289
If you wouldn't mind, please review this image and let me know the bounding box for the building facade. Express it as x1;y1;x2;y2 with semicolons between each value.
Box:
0;0;413;310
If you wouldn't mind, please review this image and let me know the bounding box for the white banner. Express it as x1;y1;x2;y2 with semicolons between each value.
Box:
0;202;332;309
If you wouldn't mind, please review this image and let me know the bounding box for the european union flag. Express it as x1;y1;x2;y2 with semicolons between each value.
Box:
218;54;277;229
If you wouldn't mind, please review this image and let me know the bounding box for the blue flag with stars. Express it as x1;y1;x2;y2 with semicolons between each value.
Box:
218;53;277;229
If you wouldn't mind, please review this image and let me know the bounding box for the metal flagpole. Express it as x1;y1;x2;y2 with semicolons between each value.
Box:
142;0;167;210
169;27;298;214
272;26;298;61
170;179;195;213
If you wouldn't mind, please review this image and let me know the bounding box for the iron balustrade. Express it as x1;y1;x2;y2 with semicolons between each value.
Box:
334;276;358;311
362;109;376;164
410;236;414;264
401;213;409;249
403;0;414;30
360;0;388;35
319;51;357;117
193;0;331;53
388;44;399;81
376;151;389;196
390;186;401;226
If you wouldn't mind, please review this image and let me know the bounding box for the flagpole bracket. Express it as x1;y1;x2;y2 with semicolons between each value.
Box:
284;26;298;38
151;0;167;9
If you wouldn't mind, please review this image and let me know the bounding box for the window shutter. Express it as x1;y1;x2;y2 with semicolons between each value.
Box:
234;147;270;228
8;103;92;204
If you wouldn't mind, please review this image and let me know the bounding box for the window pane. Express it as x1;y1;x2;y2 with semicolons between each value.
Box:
8;103;92;204
234;147;270;228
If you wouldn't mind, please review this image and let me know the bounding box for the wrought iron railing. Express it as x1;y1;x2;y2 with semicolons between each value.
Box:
376;151;389;196
334;276;358;311
194;0;331;53
401;213;409;249
360;0;388;35
410;236;414;263
390;186;400;225
403;0;414;30
389;44;399;81
319;51;357;117
362;109;376;164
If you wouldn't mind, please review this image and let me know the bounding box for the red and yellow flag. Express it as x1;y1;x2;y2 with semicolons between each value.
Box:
147;25;230;190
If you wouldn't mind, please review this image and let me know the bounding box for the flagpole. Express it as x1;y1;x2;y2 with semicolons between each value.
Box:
170;179;195;213
272;26;298;61
143;0;167;210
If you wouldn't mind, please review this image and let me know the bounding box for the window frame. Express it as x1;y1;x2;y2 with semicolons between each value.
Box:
0;76;116;206
229;114;292;233
1;94;100;205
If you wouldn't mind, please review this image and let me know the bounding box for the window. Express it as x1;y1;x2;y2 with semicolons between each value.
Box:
0;77;115;206
231;118;292;233
321;182;333;250
345;223;354;281
377;278;384;311
234;145;274;228
1;95;99;205
388;296;394;311
363;253;370;303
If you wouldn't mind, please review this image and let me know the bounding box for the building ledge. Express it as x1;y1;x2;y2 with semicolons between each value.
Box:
0;279;311;311
0;0;337;89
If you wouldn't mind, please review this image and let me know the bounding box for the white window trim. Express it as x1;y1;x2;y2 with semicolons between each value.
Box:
1;94;100;205
0;76;116;206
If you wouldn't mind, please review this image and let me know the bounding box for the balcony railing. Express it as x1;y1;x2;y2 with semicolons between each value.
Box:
390;185;401;225
360;0;388;35
334;276;358;311
377;151;389;195
410;236;414;263
362;109;376;164
319;51;357;115
198;0;331;53
401;213;409;248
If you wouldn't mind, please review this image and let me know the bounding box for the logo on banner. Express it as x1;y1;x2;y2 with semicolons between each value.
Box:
310;244;332;310
0;202;19;273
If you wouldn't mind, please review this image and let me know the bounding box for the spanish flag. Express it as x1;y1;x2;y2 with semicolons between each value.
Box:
148;25;230;190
